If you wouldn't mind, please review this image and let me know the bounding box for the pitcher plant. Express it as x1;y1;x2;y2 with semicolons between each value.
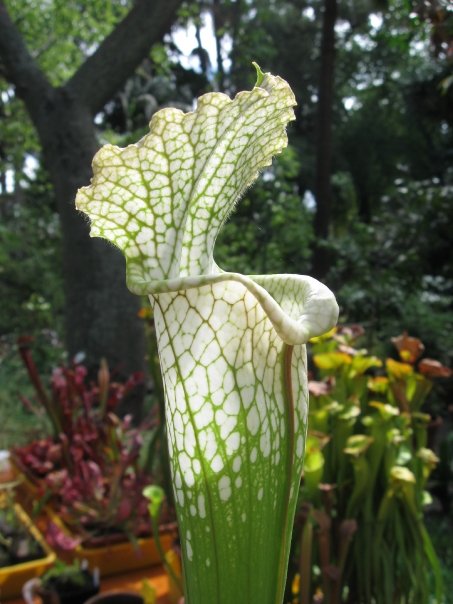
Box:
76;64;338;604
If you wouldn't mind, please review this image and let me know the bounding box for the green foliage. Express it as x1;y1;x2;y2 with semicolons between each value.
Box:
0;173;63;337
0;374;46;450
216;146;313;275
4;0;129;86
98;55;210;149
0;85;39;184
327;178;453;365
427;516;453;604
0;1;132;183
0;172;64;449
42;560;87;589
289;327;447;604
0;341;52;451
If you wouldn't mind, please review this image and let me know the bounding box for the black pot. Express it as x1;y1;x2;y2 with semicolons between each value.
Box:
84;591;144;604
39;570;99;604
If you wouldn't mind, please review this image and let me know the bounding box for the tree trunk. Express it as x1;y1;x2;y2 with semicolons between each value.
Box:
358;189;372;223
36;87;145;379
312;0;337;278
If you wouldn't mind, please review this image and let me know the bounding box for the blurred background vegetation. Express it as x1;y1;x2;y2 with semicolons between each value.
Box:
0;0;452;601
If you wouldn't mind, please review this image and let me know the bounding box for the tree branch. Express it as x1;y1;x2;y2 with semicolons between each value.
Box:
66;0;184;115
0;1;53;122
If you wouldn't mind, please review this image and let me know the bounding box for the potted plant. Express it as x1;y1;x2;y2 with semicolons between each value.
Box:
0;491;55;599
287;327;447;604
23;560;99;604
12;343;175;575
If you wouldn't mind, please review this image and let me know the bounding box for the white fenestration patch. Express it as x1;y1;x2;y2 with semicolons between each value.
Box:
246;407;260;436
211;454;224;473
218;476;232;501
186;540;193;561
226;432;240;453
198;493;206;518
296;434;304;458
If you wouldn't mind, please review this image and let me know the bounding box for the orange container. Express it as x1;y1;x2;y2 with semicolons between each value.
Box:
46;508;174;578
72;532;174;578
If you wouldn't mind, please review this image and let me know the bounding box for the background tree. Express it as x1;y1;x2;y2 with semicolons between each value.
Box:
0;0;184;382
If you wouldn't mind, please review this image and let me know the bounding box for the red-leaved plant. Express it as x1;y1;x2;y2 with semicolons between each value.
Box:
14;338;158;547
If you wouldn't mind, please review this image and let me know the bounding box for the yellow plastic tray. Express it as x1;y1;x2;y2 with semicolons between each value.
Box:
0;503;56;600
